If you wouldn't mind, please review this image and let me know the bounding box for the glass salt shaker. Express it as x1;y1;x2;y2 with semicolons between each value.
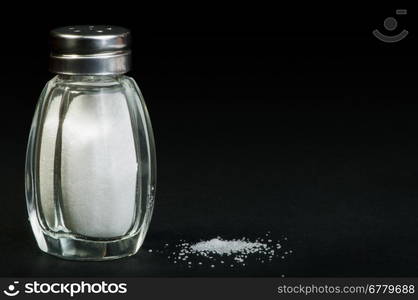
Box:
25;25;156;260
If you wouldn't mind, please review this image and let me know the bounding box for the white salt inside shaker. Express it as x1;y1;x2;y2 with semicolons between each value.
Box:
40;92;137;238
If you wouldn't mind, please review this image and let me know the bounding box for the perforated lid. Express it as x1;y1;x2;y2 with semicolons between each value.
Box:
49;25;131;75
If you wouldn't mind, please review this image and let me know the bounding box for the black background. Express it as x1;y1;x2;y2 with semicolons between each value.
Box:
1;4;418;276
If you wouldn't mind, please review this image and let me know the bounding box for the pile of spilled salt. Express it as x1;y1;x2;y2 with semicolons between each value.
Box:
190;238;265;255
150;233;292;270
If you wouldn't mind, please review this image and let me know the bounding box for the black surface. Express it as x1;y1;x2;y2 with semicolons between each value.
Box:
1;4;418;276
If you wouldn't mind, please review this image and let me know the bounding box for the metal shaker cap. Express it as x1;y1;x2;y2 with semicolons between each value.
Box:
49;25;131;75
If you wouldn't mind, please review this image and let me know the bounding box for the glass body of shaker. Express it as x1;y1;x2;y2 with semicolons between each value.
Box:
26;74;156;260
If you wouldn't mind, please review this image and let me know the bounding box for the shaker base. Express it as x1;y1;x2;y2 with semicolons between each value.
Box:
36;230;144;261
